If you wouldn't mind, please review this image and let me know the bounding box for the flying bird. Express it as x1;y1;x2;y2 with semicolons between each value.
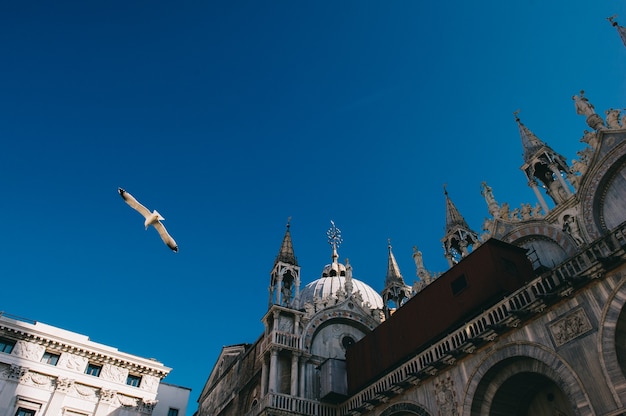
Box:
118;187;178;252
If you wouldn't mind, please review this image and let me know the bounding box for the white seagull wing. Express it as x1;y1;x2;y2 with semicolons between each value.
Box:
118;188;151;219
153;221;179;252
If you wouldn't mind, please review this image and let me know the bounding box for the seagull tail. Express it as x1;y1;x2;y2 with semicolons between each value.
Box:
153;210;165;221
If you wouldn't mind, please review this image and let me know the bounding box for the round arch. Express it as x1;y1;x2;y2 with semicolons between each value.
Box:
579;142;626;240
499;222;578;260
301;307;378;352
597;271;626;404
461;342;592;416
379;401;432;416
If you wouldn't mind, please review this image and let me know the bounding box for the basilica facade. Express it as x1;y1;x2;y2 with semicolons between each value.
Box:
195;43;626;416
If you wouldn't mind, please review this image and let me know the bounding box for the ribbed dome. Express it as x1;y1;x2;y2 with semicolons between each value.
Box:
300;275;384;310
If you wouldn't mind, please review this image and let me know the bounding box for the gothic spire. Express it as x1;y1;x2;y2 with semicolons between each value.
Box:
381;240;411;319
385;240;405;287
273;217;298;267
441;186;479;267
444;185;472;235
269;218;301;309
515;111;573;210
515;110;546;164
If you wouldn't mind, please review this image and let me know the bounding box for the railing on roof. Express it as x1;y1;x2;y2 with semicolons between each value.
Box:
340;221;626;415
260;329;301;353
246;221;626;416
0;312;37;325
244;393;336;416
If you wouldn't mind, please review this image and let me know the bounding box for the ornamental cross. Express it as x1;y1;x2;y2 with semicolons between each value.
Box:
327;220;343;249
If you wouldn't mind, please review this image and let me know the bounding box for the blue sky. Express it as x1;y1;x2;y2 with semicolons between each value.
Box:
1;1;625;412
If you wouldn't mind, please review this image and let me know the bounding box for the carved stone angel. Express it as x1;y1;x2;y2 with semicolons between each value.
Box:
606;108;622;129
573;91;595;117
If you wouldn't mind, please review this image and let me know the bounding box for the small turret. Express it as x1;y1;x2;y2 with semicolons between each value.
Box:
269;218;301;309
441;186;480;267
381;240;411;319
516;111;573;211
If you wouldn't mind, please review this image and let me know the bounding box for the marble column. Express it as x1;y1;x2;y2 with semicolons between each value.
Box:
260;356;268;397
290;353;299;396
94;389;117;416
268;349;278;393
530;180;549;214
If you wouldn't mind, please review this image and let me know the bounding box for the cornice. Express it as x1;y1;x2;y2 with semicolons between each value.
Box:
0;318;170;378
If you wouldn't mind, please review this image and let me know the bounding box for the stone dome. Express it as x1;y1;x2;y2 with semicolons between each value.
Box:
300;274;384;310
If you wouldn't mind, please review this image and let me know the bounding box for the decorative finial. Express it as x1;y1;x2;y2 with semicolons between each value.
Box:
608;15;618;26
327;220;343;249
513;109;521;122
443;184;448;196
286;216;291;228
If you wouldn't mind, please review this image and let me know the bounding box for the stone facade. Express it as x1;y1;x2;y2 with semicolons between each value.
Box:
0;315;190;416
195;90;626;416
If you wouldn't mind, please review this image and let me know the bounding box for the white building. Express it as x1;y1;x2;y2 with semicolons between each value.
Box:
0;313;190;416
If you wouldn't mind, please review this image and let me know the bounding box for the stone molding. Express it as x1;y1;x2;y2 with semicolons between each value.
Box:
461;342;592;416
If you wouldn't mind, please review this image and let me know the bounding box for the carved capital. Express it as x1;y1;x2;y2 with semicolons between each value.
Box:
9;364;28;381
140;399;158;414
55;377;74;392
99;389;117;403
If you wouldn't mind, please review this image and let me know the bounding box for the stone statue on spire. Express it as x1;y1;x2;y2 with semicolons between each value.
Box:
605;108;622;129
573;90;606;130
481;181;500;218
573;90;595;117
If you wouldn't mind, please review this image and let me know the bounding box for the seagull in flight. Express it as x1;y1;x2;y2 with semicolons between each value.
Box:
118;187;178;252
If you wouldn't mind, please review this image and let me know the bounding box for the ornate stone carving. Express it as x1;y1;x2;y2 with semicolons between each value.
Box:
606;108;622;129
549;308;593;347
57;352;88;372
435;376;458;416
8;364;28;381
99;388;117;404
573;91;595;117
102;363;128;383
562;214;584;246
580;130;599;150
20;371;54;390
72;383;98;401
573;91;606;130
117;394;139;407
140;399;158;414
140;374;159;392
12;341;45;361
55;377;74;392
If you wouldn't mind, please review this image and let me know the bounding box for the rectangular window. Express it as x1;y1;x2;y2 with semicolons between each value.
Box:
0;338;16;354
14;398;41;416
41;352;60;366
167;409;179;416
451;274;468;296
126;374;142;387
16;409;36;416
85;363;102;377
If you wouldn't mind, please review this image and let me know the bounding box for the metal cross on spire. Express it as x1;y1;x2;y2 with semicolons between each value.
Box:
327;220;343;249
